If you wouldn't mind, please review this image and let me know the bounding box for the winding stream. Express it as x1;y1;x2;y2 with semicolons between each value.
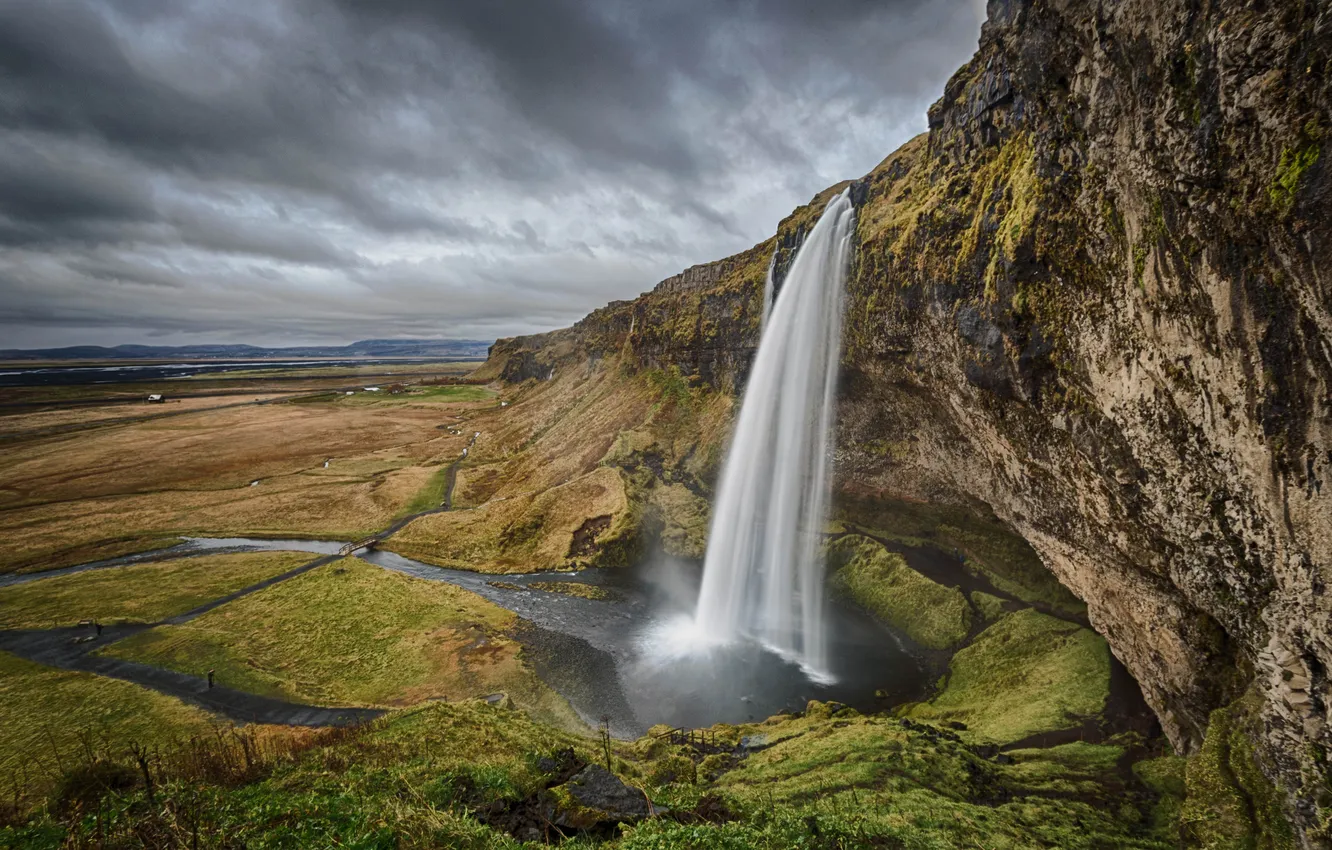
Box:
2;535;928;737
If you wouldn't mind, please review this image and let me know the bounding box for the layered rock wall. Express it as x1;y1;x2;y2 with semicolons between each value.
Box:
485;0;1332;836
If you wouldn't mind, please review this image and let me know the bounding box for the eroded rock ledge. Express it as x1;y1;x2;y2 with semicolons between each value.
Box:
483;0;1331;838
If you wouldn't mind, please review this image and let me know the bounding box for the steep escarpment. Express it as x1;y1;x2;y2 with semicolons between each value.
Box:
483;0;1332;839
839;0;1331;837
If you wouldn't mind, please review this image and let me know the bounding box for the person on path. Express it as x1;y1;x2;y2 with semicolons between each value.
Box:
207;669;215;689
94;621;103;636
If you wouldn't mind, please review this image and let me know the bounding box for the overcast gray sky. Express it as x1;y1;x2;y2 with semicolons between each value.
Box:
0;0;985;349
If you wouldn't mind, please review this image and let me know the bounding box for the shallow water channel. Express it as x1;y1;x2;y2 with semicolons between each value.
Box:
11;537;929;737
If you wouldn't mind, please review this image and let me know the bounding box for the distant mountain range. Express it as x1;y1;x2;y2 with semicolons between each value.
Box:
0;339;493;361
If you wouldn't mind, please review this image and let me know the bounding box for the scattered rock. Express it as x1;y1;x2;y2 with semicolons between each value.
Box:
550;765;657;830
481;693;514;710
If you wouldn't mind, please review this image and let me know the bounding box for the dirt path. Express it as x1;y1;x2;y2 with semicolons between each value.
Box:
0;625;381;727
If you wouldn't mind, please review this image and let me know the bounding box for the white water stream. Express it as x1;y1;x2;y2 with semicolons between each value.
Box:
690;189;855;681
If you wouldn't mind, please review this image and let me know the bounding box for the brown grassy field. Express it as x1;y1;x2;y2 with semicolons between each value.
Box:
0;394;294;440
0;381;496;575
1;351;728;577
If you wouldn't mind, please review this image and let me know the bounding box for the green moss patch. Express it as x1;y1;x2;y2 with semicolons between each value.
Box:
1181;702;1295;849
1268;138;1321;214
829;535;971;650
1135;755;1187;842
835;494;1085;618
527;580;616;600
909;608;1110;743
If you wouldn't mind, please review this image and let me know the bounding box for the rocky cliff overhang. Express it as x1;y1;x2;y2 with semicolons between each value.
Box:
480;0;1332;837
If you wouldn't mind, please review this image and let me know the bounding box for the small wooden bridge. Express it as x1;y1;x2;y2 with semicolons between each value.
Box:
338;536;380;557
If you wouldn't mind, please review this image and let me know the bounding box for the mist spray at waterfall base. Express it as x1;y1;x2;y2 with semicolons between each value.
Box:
623;552;924;730
641;190;856;688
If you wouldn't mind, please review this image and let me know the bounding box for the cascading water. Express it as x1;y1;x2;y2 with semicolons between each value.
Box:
692;189;855;681
759;252;777;331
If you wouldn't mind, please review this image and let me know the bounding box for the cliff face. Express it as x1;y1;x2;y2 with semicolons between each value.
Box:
485;0;1332;836
840;0;1331;830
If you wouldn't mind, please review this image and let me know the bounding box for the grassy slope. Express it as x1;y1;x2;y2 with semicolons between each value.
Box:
908;608;1110;743
829;535;971;650
394;462;454;517
100;558;581;729
0;652;217;795
0;552;312;629
388;466;631;573
700;710;1172;850
3;701;1182;850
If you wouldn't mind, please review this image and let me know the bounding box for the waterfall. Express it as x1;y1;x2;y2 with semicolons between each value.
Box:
693;189;855;681
759;252;776;331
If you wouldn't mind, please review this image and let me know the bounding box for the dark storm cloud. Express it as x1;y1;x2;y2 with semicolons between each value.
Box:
0;0;984;348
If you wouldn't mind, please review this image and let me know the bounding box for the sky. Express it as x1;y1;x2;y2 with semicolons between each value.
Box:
0;0;986;349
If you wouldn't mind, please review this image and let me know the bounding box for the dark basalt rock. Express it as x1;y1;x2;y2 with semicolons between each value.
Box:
560;765;653;822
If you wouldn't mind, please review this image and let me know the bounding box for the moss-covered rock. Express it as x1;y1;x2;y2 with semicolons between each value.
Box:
829;534;972;650
1181;702;1295;850
971;590;1009;624
908;609;1110;744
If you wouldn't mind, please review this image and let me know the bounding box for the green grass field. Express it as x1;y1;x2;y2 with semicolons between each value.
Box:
101;558;580;728
1;698;1189;849
402;385;495;403
0;552;313;629
338;384;496;406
